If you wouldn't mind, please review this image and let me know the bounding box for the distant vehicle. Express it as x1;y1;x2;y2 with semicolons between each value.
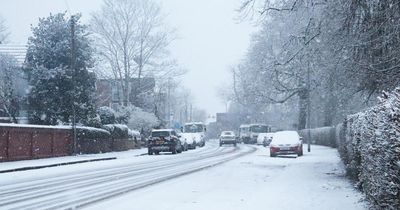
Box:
245;124;271;144
180;132;197;150
239;124;250;143
219;131;237;147
148;129;183;155
257;132;274;146
183;122;206;147
269;131;303;157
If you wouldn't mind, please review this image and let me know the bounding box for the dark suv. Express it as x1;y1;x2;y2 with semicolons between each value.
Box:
148;129;183;155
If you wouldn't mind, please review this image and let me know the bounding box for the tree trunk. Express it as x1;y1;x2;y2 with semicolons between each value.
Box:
298;88;308;130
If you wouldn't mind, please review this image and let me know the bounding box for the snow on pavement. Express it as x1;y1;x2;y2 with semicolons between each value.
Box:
86;145;367;210
0;148;147;172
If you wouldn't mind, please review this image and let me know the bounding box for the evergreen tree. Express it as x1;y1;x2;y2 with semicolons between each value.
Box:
25;13;96;125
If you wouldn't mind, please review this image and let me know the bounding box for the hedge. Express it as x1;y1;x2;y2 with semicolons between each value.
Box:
301;88;400;209
337;89;400;209
75;126;112;154
102;124;130;139
299;126;337;148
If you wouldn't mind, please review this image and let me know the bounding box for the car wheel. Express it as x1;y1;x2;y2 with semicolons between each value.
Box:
172;148;177;154
270;153;276;157
148;149;152;155
155;151;160;155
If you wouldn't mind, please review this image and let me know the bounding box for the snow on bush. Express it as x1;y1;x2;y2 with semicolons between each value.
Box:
336;88;400;210
299;126;336;147
102;124;129;139
114;105;159;134
97;106;116;125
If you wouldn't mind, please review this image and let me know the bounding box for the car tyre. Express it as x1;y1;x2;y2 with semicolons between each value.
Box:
270;153;277;157
148;149;152;155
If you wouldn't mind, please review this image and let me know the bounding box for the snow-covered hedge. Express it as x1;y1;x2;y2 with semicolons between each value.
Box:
299;126;337;147
337;89;400;209
102;124;129;139
76;126;112;154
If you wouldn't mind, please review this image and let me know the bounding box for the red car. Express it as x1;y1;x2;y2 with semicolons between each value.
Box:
269;131;303;157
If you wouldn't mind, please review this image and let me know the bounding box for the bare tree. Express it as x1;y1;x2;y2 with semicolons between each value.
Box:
90;0;175;107
0;16;10;44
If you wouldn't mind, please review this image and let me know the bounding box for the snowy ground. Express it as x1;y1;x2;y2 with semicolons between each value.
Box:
0;141;367;210
86;145;367;210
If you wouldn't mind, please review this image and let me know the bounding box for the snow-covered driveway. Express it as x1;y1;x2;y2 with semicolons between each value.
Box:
87;145;367;210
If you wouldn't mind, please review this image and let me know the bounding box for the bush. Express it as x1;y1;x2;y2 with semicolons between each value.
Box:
75;126;112;154
299;126;336;147
337;88;400;209
98;106;116;125
102;124;129;139
76;126;111;139
302;88;400;209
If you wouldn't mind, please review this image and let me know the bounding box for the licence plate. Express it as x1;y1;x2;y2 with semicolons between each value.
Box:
156;141;164;144
280;147;290;151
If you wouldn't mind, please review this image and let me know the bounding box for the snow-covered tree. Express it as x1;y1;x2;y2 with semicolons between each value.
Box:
113;104;159;133
25;13;96;125
231;0;400;128
97;106;116;124
0;54;20;122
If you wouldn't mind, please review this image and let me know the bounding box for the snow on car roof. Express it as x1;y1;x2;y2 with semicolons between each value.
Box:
272;131;300;144
221;131;235;135
239;124;250;128
152;129;173;132
184;122;204;125
258;132;274;137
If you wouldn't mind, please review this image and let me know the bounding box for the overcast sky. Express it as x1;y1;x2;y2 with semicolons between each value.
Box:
0;0;256;116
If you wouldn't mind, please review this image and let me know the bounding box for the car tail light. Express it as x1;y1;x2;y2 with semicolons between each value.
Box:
270;146;279;152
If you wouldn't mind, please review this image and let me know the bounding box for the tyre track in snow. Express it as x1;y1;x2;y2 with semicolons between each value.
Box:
0;144;219;197
0;143;256;210
0;145;225;206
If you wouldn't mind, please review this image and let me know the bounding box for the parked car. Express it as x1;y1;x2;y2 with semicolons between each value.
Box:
148;129;183;155
219;131;237;147
179;132;195;150
257;133;274;146
269;131;303;157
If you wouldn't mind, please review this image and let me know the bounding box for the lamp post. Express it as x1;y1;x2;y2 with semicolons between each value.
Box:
70;15;77;155
307;62;311;153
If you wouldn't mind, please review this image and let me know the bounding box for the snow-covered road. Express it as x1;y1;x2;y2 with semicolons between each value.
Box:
86;144;367;210
0;141;367;210
0;140;254;210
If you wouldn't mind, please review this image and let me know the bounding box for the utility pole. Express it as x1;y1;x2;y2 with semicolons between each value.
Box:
70;15;77;155
307;61;311;152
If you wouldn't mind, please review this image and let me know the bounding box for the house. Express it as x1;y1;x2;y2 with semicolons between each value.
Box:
95;77;156;110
